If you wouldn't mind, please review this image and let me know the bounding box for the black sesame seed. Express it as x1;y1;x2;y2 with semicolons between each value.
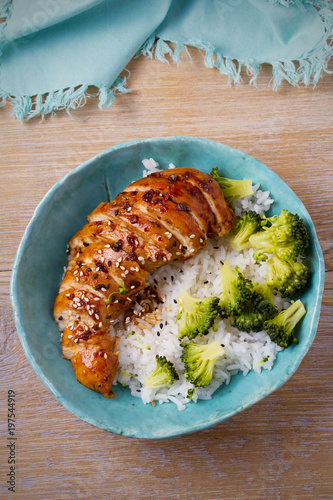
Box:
154;285;157;290
86;267;92;272
136;389;141;393
173;241;177;247
106;283;110;289
163;277;167;280
221;344;225;347
106;315;112;319
173;299;177;304
180;270;183;273
119;299;124;305
171;276;174;282
165;321;168;325
204;281;208;284
94;325;98;331
174;259;178;261
108;261;112;266
58;316;63;321
214;246;219;249
93;274;98;279
83;242;89;247
157;331;160;337
154;279;157;284
114;210;119;215
160;323;163;329
112;296;116;303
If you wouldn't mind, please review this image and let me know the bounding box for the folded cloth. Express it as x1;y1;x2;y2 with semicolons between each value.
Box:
0;0;332;121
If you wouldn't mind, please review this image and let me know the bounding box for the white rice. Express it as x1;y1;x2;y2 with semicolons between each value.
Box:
111;159;284;410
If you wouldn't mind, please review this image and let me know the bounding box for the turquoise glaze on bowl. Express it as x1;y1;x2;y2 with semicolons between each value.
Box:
10;137;325;439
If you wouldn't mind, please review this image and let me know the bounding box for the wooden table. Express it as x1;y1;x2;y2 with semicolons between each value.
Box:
1;49;332;500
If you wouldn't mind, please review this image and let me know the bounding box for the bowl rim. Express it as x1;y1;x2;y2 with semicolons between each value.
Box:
10;136;325;438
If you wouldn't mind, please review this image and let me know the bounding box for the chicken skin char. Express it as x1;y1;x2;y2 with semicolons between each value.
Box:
54;167;234;397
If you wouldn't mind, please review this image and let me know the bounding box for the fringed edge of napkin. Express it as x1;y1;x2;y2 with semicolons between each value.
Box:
0;76;131;123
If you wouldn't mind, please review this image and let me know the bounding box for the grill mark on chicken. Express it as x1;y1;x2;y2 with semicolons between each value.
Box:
54;167;234;398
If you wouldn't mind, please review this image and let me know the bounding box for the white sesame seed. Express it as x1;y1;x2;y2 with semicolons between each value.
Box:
176;252;181;256
136;267;140;272
75;277;79;282
133;310;138;315
190;234;195;239
95;314;99;320
95;267;100;272
101;287;107;292
190;249;195;253
73;270;78;275
105;244;111;248
88;310;93;315
114;300;119;304
94;297;99;301
116;262;119;268
179;244;182;249
68;335;73;339
130;285;135;289
120;265;126;270
121;273;126;278
87;305;90;310
130;267;135;271
76;253;80;258
200;238;204;243
99;322;102;327
137;256;144;261
80;271;83;276
107;221;111;226
126;297;132;301
98;249;102;254
125;317;130;323
74;338;79;343
117;257;122;263
70;326;74;330
101;257;105;263
104;353;108;359
66;294;70;297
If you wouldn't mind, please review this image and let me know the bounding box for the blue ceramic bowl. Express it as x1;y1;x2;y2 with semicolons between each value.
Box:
10;137;324;439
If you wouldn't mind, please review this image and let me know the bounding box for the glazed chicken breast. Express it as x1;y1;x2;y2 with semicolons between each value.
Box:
54;167;234;397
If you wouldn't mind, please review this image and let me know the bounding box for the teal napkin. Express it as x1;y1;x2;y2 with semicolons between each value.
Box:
0;0;332;121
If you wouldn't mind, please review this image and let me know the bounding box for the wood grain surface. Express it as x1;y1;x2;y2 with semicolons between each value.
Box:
1;48;332;500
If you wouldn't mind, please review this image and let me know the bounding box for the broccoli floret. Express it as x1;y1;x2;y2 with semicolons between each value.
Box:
144;355;179;388
264;299;306;348
266;254;309;297
229;210;262;251
232;305;267;333
210;167;253;203
181;340;225;387
252;281;278;318
176;290;221;340
232;281;277;333
249;209;309;262
219;261;253;318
